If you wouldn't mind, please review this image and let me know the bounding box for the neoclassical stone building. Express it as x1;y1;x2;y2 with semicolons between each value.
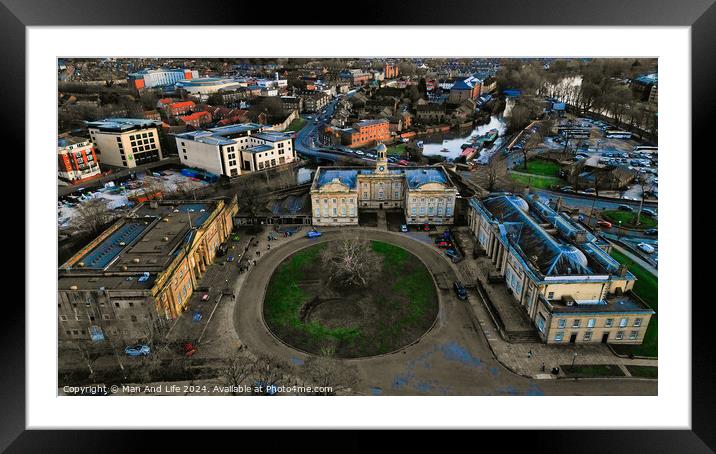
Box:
310;144;458;226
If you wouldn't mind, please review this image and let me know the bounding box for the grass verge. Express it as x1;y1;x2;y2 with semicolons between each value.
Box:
610;249;658;358
626;365;658;378
561;364;625;378
603;210;657;229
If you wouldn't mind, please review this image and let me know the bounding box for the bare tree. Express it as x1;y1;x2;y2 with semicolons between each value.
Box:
71;198;112;235
236;184;266;223
250;354;293;395
634;176;652;227
220;355;254;395
320;233;382;288
485;155;501;191
302;353;358;396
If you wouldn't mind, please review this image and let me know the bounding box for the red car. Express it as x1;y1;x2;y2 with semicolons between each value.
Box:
182;342;198;357
596;220;613;228
422;224;431;232
436;240;452;248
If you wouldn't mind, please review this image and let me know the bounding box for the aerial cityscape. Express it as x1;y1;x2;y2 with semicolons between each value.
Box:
57;57;658;396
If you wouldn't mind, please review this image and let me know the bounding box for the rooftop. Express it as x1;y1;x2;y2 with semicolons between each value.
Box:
312;166;454;191
59;201;223;291
471;193;630;280
86;118;162;132
58;136;90;148
543;292;654;315
174;123;264;145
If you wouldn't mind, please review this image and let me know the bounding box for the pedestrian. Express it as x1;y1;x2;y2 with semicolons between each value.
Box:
541;362;546;372
527;349;533;359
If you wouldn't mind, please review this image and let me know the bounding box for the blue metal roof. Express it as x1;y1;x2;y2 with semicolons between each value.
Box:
74;220;154;270
316;169;358;189
404;168;449;189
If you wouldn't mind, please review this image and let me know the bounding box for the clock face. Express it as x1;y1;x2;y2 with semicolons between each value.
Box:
379;166;385;171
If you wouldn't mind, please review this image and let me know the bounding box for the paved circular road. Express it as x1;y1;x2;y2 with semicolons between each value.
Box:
234;228;656;396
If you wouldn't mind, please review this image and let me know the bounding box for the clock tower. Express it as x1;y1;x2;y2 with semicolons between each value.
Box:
375;142;388;174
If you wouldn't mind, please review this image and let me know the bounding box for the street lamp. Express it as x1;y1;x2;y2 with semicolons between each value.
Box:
571;351;578;368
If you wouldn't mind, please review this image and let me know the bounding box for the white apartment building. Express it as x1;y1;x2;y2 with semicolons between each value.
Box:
86;118;163;168
174;124;296;178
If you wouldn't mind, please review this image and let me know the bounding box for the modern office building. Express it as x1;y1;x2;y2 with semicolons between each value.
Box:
58;197;238;344
86;118;164;168
127;67;199;90
467;193;654;345
174;123;296;178
58;136;102;183
311;144;458;226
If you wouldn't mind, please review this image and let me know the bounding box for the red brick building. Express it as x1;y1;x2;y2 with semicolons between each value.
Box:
384;63;400;79
343;119;390;148
165;100;196;117
179;111;212;128
58;136;102;184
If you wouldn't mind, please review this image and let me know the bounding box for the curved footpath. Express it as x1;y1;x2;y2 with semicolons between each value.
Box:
234;228;656;396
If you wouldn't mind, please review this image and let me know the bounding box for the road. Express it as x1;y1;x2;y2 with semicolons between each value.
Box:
532;188;657;211
233;228;656;396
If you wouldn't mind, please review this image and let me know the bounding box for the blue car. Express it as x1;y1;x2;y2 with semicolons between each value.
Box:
445;249;460;262
307;230;322;239
400;224;408;232
124;344;150;357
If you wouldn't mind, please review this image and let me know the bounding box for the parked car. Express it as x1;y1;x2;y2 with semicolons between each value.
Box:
596;220;613;228
230;233;241;242
582;188;596;194
560;186;575;193
453;281;468;300
226;255;235;262
201;293;209;302
307;230;322;239
435;240;452;248
637;242;655;254
182;342;198;357
642;208;657;218
217;242;229;256
618;204;634;212
445;249;460;261
422;223;431;232
644;228;658;236
124;344;150;357
400;224;408;232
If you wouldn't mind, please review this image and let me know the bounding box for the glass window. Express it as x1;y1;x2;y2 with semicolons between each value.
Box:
615;331;624;340
587;319;595;328
584;331;592;341
572;319;581;328
634;318;642;327
605;318;613;328
629;331;638;340
619;318;628;328
554;332;564;342
558;319;566;329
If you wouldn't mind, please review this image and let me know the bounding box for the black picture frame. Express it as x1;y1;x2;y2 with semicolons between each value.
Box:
5;0;711;450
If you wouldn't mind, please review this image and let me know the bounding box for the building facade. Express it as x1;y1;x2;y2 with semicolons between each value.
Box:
174;123;296;178
58;197;238;344
127;67;199;90
58;136;102;183
302;92;331;113
87;118;164;168
342;119;391;148
311;144;458;226
467;193;654;345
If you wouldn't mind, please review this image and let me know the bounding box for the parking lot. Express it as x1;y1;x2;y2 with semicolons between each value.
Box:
542;117;658;200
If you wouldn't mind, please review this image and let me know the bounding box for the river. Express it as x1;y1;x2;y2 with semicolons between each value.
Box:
421;115;508;160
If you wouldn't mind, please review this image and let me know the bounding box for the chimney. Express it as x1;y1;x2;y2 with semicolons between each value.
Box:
573;230;587;243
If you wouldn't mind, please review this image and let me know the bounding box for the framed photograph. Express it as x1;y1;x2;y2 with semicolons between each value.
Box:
9;0;711;449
